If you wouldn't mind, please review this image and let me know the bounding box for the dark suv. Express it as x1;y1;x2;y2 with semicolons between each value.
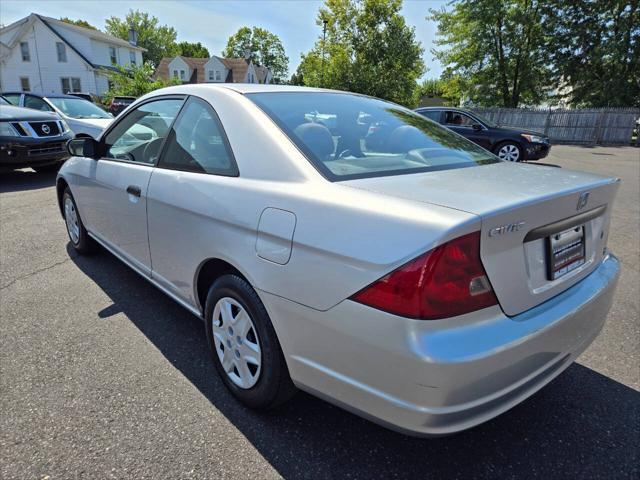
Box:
415;107;550;162
0;103;72;172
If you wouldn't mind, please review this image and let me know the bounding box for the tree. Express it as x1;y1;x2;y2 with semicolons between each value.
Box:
103;62;179;104
175;41;210;58
298;0;424;107
60;17;99;30
223;27;289;82
545;1;640;107
429;0;549;107
105;10;178;67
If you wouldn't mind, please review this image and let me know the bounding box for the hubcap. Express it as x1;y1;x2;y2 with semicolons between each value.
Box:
64;196;80;244
498;144;520;162
212;297;261;389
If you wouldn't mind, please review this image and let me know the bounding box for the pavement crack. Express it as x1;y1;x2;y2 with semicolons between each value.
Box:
1;256;76;291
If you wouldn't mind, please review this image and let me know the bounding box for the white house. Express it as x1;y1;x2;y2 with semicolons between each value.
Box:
155;55;272;85
0;13;145;96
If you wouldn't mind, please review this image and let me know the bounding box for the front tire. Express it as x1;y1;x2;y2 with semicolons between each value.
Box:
205;274;296;410
495;141;523;162
62;188;96;254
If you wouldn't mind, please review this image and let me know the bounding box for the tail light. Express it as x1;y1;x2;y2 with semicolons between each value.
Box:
350;231;498;320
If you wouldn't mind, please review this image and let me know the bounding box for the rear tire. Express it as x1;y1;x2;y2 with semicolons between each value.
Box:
62;188;97;254
494;141;523;162
205;274;297;410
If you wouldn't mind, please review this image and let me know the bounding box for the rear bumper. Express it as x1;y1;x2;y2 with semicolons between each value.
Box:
261;253;620;436
524;142;551;160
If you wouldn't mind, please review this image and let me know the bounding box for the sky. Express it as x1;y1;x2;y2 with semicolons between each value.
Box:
0;0;447;79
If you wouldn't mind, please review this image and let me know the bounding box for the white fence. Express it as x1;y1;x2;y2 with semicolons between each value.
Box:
470;107;640;145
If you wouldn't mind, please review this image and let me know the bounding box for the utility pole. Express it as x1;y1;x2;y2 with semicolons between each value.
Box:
321;18;328;87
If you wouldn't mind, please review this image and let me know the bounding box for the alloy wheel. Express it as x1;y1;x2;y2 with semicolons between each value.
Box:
498;144;521;162
64;196;80;244
212;297;262;389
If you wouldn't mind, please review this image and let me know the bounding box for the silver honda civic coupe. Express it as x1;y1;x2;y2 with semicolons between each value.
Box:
57;84;620;436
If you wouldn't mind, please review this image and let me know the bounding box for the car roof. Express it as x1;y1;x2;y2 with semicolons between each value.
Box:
156;84;344;95
416;106;465;111
0;104;59;120
1;91;81;99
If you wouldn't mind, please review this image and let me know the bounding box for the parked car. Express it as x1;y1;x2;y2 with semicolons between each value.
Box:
67;92;95;103
415;107;551;162
108;96;136;116
2;92;113;139
1;103;72;172
58;84;619;436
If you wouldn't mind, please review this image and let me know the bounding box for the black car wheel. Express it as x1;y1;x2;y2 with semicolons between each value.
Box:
495;141;523;162
62;188;97;254
204;274;297;410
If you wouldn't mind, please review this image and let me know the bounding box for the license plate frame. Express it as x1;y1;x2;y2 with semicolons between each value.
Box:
546;225;586;280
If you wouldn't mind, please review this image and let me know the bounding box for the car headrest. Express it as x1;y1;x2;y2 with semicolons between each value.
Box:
387;125;428;153
293;123;334;160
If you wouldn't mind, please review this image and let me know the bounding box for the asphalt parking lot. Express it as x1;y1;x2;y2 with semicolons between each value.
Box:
1;145;638;479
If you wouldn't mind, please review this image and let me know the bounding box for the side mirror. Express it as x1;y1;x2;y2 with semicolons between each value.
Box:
67;137;99;158
472;123;483;131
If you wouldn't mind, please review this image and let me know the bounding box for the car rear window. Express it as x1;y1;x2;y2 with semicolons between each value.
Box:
247;92;498;181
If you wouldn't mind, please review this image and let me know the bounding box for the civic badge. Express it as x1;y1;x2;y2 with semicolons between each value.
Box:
577;192;590;211
41;124;50;135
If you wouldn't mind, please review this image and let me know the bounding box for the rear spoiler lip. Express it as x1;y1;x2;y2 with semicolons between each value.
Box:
523;205;607;242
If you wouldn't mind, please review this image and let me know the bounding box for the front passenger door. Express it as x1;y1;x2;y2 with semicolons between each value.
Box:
443;111;491;150
74;97;184;275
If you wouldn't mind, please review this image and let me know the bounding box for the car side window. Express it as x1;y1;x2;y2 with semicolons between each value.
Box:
159;97;237;176
24;95;53;112
103;98;184;164
419;110;442;123
4;94;21;106
444;111;476;127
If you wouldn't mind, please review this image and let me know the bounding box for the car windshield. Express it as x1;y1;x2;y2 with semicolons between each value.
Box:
248;92;498;181
48;97;111;119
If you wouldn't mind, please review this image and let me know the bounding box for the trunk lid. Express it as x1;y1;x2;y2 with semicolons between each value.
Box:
343;162;619;316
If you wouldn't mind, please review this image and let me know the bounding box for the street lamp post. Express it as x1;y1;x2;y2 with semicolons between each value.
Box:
321;19;328;87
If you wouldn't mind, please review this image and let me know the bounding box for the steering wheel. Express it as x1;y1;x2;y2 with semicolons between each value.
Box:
337;149;353;159
143;137;165;164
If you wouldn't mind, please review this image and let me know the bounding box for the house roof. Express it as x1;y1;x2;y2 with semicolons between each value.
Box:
0;13;145;71
218;57;249;83
155;56;256;84
36;14;146;51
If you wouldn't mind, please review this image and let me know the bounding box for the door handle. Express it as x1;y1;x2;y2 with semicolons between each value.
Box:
126;185;141;197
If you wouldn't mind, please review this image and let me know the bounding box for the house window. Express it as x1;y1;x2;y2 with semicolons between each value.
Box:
208;70;214;81
215;70;221;81
56;42;67;62
173;69;179;79
61;77;82;93
109;46;117;65
129;51;136;66
20;77;30;92
180;70;185;80
20;42;30;62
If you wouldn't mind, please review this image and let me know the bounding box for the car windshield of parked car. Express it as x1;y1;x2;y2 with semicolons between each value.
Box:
248;92;498;180
47;97;111;119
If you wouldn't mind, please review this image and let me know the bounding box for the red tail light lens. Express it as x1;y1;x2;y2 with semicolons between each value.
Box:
350;231;498;320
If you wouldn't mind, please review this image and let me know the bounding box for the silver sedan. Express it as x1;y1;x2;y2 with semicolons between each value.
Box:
57;84;620;436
